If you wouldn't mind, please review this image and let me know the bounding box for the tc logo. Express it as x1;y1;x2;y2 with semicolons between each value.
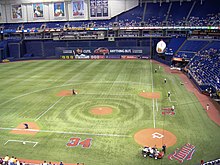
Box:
152;132;164;139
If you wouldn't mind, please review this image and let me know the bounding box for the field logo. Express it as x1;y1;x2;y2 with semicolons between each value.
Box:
152;132;164;139
67;137;92;148
168;143;196;163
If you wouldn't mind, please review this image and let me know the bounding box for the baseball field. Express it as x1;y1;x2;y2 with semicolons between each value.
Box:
0;60;219;165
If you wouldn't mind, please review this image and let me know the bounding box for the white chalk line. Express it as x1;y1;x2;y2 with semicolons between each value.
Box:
79;93;134;96
150;60;156;129
4;140;38;147
0;127;131;138
0;81;152;106
169;96;177;103
156;99;158;112
35;96;65;121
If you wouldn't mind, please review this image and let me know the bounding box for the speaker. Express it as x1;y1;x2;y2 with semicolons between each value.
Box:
108;37;115;41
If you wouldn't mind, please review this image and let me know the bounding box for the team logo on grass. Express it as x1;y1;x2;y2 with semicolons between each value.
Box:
168;143;196;163
67;137;92;148
161;107;175;116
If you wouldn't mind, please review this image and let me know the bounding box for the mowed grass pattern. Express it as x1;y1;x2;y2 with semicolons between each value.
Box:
0;60;219;165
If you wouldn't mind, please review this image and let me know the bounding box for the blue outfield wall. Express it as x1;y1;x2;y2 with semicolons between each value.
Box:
20;39;152;59
1;38;171;60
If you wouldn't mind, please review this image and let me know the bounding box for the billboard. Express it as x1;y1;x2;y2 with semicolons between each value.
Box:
72;0;84;17
33;3;44;18
11;4;22;19
90;0;108;18
56;47;149;59
54;2;65;17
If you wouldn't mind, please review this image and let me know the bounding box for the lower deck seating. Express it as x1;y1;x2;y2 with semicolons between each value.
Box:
187;48;220;92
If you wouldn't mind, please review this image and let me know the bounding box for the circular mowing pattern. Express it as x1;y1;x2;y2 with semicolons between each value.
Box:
90;107;113;115
134;128;177;148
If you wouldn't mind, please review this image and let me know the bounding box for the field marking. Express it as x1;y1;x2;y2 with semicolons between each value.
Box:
79;93;134;96
0;81;151;106
153;99;156;128
150;60;156;128
35;96;65;121
0;127;131;138
156;99;158;112
4;140;38;147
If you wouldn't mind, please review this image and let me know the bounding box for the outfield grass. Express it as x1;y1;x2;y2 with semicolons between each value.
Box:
0;60;219;165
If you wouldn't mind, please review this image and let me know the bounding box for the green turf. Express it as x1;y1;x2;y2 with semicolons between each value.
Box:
0;60;219;165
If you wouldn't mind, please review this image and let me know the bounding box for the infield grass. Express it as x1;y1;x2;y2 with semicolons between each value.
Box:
0;60;219;165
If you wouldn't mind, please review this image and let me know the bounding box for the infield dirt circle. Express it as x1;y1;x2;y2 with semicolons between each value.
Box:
10;122;40;135
56;90;79;96
90;107;113;115
134;128;177;148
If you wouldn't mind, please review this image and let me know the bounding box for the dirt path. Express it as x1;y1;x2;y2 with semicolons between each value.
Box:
153;60;220;126
134;128;176;148
139;92;160;99
10;122;40;135
18;159;83;165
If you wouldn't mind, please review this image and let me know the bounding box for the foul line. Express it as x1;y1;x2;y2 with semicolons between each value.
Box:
0;127;131;138
35;96;64;121
79;93;133;96
156;98;158;112
150;60;156;128
4;140;38;147
169;96;177;103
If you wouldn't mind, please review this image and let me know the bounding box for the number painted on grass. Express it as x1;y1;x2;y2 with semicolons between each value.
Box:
67;137;92;148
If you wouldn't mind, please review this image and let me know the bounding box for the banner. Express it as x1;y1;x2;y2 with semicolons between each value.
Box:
11;4;22;19
90;0;108;18
54;2;65;17
72;0;84;17
56;47;149;59
91;55;105;59
105;55;121;59
121;55;138;59
33;3;44;18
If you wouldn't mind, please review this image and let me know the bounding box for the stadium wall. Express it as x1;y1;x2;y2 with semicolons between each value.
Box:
13;38;151;59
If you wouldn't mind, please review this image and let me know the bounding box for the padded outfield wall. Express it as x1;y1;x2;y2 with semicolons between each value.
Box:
3;38;158;60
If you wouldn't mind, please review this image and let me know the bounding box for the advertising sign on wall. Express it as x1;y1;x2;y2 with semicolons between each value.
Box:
56;46;149;59
54;2;65;17
90;0;108;18
72;0;84;17
33;3;44;18
11;4;22;19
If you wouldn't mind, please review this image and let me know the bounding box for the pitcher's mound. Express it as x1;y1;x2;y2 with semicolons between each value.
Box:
10;122;40;135
90;107;113;115
57;90;78;96
134;128;176;148
139;92;160;99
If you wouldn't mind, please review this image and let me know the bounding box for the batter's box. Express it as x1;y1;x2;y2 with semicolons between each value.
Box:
4;140;38;147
